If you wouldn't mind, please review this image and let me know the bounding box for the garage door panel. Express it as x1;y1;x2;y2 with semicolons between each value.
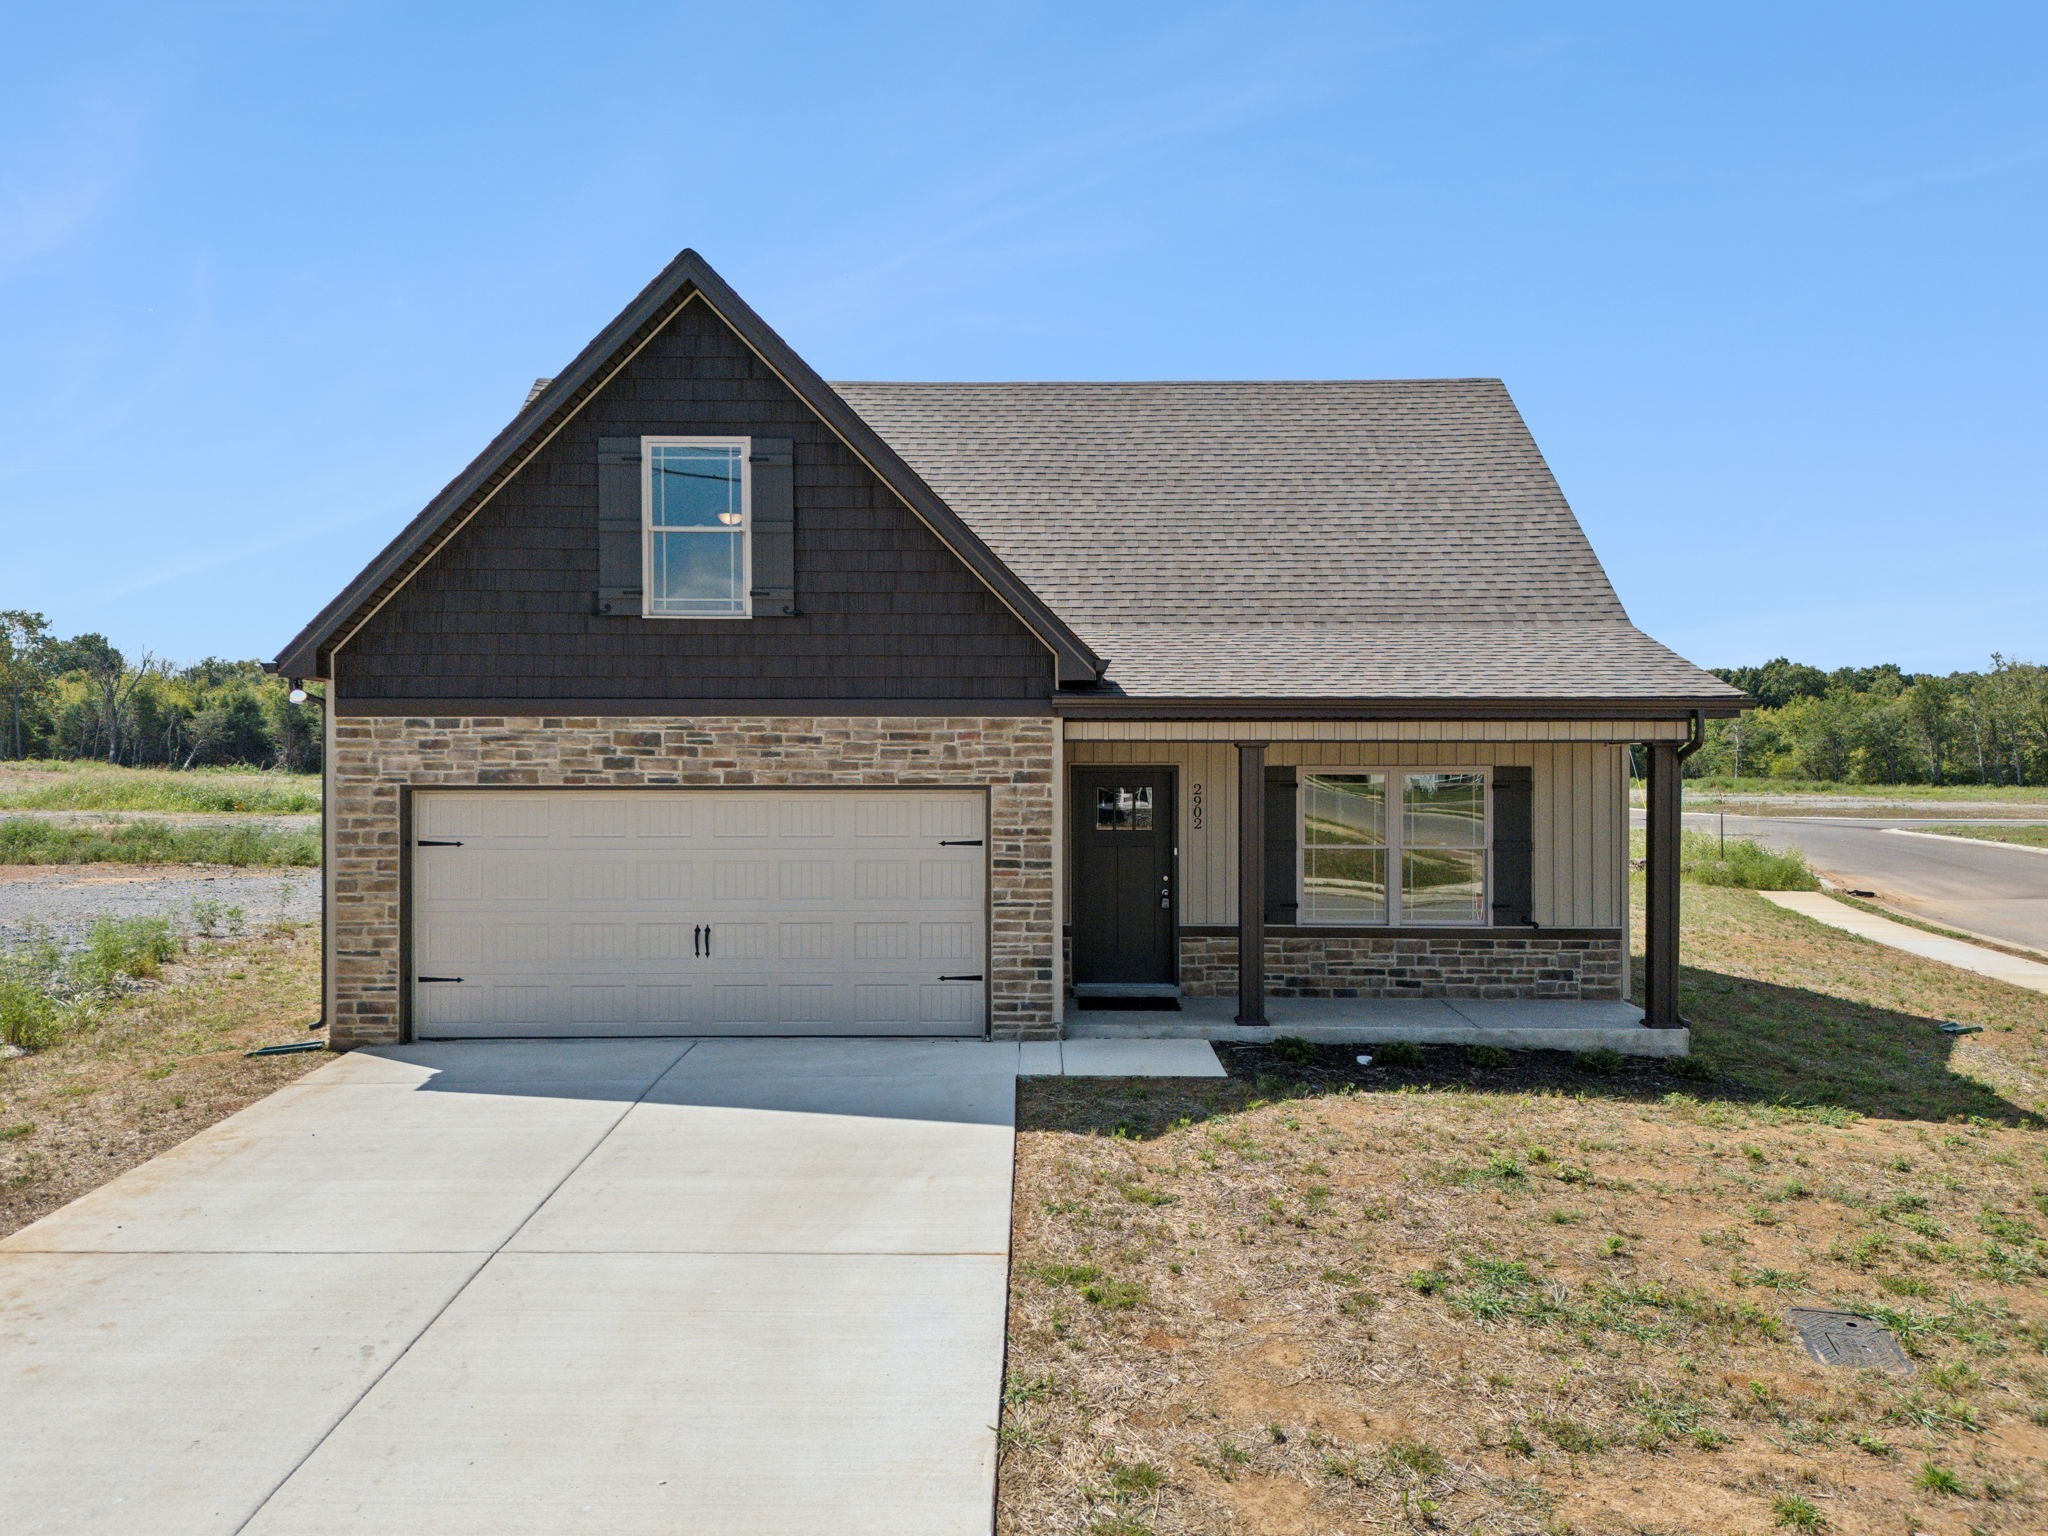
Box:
412;790;987;1039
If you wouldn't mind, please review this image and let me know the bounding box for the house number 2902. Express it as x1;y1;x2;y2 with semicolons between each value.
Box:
1190;783;1204;830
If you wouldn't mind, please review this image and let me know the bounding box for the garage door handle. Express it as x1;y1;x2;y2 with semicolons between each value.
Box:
416;839;464;847
939;839;982;847
939;974;984;982
693;925;702;957
704;926;712;956
418;976;464;983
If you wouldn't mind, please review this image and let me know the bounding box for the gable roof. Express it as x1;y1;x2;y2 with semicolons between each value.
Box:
832;380;1743;711
272;251;1102;684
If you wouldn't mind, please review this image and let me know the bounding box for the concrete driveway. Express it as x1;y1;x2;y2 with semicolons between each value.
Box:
0;1039;1018;1535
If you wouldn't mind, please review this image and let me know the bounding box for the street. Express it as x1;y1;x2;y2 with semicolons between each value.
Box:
1632;809;2048;957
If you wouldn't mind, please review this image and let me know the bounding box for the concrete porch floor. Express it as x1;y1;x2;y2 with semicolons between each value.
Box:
1065;995;1686;1057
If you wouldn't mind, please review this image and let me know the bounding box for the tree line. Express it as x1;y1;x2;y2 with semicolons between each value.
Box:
0;612;320;772
1693;655;2048;785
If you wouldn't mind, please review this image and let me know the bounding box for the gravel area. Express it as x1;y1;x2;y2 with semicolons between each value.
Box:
0;864;320;952
0;810;318;834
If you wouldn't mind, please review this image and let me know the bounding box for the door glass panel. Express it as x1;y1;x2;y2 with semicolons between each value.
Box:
1095;786;1154;831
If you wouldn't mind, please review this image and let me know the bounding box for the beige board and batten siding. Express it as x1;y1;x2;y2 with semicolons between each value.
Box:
1066;736;1631;930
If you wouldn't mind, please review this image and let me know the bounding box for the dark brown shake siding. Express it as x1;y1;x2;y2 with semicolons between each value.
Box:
337;298;1054;704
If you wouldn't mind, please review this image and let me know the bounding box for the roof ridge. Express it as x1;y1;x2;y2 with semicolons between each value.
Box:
830;377;1505;387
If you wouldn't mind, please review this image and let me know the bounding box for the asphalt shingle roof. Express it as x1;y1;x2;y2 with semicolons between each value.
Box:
832;379;1741;705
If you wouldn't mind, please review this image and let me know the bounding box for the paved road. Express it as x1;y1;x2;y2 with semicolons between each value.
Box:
1635;810;2048;955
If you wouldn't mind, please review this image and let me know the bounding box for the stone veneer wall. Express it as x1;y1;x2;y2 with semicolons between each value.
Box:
328;714;1058;1048
1178;931;1624;1001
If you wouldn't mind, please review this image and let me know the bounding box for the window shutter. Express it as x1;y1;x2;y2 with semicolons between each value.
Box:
1491;766;1534;926
1263;765;1298;926
749;438;796;616
595;436;642;616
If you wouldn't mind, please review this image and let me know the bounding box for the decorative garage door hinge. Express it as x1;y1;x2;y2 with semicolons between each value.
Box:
417;976;465;983
939;974;985;982
938;839;983;847
416;839;464;847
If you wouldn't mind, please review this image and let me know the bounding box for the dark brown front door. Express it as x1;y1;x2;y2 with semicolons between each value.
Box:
1072;768;1176;986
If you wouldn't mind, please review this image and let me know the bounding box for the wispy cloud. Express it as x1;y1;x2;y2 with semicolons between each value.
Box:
0;93;144;265
773;13;1384;329
1833;137;2048;208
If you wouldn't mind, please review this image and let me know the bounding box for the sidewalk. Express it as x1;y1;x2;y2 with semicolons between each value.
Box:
1760;891;2048;995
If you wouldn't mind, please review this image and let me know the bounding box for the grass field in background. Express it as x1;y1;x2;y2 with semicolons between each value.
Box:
0;762;320;814
1918;824;2048;851
0;817;319;867
1001;879;2048;1534
1659;776;2048;804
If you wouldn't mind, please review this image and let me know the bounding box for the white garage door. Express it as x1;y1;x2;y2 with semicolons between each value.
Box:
411;789;988;1039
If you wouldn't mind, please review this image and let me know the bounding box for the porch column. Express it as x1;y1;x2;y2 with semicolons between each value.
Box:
1236;741;1267;1026
1644;740;1683;1026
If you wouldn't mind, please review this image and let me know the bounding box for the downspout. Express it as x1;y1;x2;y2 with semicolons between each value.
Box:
1677;708;1706;769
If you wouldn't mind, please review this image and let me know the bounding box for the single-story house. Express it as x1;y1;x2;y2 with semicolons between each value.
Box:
273;250;1745;1051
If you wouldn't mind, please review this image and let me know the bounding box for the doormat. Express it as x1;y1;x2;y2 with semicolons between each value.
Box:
1787;1308;1913;1374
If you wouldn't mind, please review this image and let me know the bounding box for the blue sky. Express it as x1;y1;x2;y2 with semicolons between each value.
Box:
2;1;2042;674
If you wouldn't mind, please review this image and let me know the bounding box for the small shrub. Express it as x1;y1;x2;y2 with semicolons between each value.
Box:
1107;1460;1163;1496
1665;1052;1713;1081
1771;1494;1827;1530
1081;1276;1146;1311
1466;1044;1512;1068
1269;1035;1318;1066
0;976;68;1051
1915;1462;1965;1497
1534;1416;1605;1454
1376;1040;1425;1068
1575;1048;1625;1076
70;917;179;991
1681;830;1820;891
1384;1439;1446;1478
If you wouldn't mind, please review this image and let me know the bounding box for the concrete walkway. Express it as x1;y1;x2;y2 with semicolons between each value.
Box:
0;1039;1019;1535
1065;995;1685;1056
1760;891;2048;995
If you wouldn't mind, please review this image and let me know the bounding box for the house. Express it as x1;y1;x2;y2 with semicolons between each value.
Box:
273;250;1745;1051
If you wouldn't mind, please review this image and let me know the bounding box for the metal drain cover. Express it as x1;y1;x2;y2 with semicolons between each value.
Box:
1788;1308;1913;1374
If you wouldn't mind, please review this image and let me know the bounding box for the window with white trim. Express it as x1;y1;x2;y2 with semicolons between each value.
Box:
643;437;750;617
1301;769;1488;925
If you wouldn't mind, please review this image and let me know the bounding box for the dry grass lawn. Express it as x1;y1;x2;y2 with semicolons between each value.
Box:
1;924;326;1238
1003;884;2048;1535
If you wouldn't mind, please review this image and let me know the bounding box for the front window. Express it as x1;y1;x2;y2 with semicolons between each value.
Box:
644;438;750;617
1301;769;1488;925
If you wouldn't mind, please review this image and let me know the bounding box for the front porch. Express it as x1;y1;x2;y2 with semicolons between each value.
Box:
1057;716;1699;1051
1067;995;1682;1056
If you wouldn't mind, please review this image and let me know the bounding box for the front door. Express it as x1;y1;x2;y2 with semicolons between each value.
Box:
1071;768;1176;986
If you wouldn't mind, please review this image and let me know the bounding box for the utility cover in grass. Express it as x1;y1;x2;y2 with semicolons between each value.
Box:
1787;1308;1913;1374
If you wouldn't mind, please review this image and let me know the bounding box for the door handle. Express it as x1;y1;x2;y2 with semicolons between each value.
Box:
693;925;702;957
704;925;712;957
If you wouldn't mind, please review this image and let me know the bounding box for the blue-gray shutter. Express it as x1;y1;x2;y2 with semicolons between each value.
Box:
1263;765;1298;925
595;437;642;616
749;438;796;616
1491;766;1534;926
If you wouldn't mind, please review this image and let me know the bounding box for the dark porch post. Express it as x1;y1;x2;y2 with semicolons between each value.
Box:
1236;741;1267;1026
1644;740;1683;1026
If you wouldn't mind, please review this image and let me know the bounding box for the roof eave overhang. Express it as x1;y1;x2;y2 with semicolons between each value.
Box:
1051;694;1750;722
272;249;1103;686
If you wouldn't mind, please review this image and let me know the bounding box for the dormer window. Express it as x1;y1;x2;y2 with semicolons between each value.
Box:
644;437;751;617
